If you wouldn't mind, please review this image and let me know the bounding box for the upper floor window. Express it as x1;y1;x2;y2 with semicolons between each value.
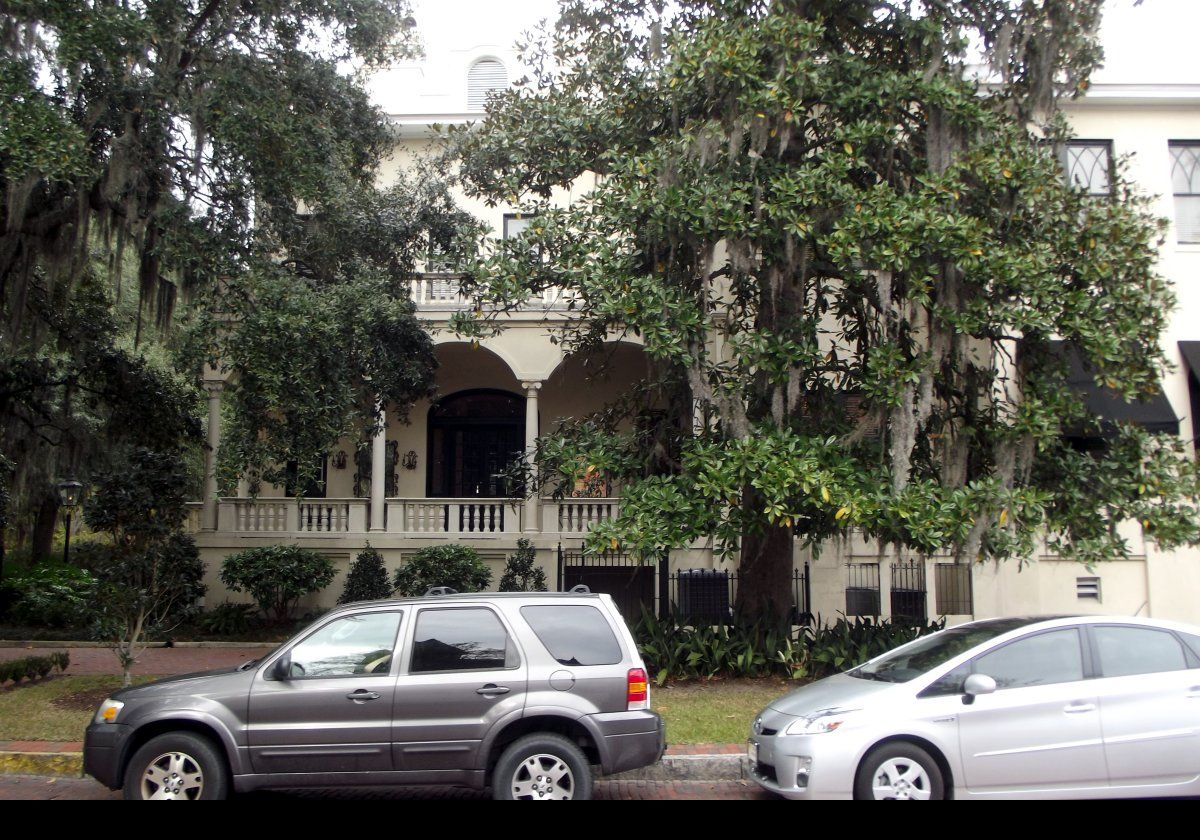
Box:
503;213;535;239
1062;141;1112;197
468;59;507;111
1170;141;1200;243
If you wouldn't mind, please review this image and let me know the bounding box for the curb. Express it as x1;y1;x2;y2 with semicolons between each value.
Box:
0;744;749;783
0;751;83;778
0;641;280;649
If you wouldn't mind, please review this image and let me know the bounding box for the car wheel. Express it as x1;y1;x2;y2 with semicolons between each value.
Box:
493;733;592;801
122;732;229;801
854;742;945;801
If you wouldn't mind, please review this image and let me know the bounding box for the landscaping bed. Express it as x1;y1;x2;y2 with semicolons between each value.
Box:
0;675;151;742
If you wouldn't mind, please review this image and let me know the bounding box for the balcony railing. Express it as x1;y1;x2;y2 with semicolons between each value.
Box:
410;273;576;311
195;497;620;536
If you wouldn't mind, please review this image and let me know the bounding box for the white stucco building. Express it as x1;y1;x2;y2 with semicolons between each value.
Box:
189;1;1200;625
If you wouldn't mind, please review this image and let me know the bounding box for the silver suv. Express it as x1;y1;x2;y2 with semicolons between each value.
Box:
84;591;664;800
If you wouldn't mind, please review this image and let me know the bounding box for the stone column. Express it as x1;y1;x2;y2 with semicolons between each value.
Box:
523;381;542;532
202;381;224;531
370;402;387;532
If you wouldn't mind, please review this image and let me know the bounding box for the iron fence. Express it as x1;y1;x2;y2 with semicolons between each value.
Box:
890;561;927;623
666;567;810;626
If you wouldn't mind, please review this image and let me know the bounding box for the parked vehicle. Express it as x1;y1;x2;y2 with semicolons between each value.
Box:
84;590;664;800
748;615;1200;800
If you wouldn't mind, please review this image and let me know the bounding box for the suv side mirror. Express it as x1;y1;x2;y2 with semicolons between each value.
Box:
270;655;292;682
962;673;997;705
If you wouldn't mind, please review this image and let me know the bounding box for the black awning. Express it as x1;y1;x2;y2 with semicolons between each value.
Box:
1179;341;1200;384
1047;341;1179;436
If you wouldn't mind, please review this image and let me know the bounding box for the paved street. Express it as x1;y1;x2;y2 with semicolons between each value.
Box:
0;775;774;801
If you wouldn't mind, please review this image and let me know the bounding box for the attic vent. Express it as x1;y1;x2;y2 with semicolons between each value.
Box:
1076;576;1101;601
468;59;507;111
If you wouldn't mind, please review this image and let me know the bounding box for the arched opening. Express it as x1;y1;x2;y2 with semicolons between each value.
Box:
467;58;507;111
427;389;525;498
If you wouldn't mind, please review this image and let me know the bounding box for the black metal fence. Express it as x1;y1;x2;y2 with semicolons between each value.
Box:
890;561;927;623
935;563;974;615
845;563;881;617
557;545;810;625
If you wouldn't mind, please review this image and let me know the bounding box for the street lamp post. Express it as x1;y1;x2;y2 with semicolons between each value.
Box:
56;478;83;565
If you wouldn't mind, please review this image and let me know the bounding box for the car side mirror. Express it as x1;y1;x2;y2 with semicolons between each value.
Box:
270;655;292;682
962;673;997;705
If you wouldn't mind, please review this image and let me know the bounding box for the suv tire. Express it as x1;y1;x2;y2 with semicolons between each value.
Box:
493;733;593;801
123;732;229;801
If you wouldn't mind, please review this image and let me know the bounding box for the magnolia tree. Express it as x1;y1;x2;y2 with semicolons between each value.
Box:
455;0;1200;626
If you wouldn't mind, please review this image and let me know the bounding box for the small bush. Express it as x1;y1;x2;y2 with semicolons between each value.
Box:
195;602;257;636
339;544;393;604
0;651;69;685
499;539;547;592
393;544;491;596
7;564;100;628
221;545;336;623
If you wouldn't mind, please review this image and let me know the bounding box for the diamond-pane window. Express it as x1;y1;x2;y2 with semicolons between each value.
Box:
1063;141;1111;196
1170;142;1200;243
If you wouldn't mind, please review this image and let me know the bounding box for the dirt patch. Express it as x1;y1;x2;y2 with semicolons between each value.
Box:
51;686;117;712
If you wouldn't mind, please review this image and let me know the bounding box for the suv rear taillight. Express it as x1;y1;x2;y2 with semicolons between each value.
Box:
627;668;649;710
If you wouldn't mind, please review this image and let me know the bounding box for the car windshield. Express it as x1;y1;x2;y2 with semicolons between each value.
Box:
849;618;1048;683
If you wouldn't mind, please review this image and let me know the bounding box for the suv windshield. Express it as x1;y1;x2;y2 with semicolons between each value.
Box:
849;618;1048;683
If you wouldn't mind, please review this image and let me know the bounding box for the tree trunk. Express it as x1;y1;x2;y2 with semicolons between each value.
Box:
734;486;795;629
31;494;59;564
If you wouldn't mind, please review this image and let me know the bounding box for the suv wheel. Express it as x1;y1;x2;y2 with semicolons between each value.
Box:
493;733;592;801
123;732;229;801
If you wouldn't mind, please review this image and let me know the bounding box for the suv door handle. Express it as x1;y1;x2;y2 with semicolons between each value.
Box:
347;690;381;702
477;684;511;697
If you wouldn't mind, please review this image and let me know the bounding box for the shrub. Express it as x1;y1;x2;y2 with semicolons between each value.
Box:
221;545;336;623
0;651;69;685
498;539;547;592
393;544;491;596
7;564;100;628
195;602;257;636
339;544;393;604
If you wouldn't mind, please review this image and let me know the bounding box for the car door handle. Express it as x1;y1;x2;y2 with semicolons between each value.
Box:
476;684;511;697
1063;702;1096;714
347;690;381;702
1188;686;1200;698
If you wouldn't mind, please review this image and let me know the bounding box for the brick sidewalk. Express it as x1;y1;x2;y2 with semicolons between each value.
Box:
0;645;271;676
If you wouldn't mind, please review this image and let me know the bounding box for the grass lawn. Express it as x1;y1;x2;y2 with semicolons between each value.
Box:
653;677;800;744
1;674;799;746
0;676;152;742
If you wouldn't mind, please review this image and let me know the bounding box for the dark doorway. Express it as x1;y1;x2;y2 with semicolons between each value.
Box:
427;389;526;498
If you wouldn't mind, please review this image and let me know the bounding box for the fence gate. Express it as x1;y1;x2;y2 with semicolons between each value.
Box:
558;547;657;622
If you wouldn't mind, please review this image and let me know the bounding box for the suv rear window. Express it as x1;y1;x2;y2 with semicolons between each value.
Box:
521;605;622;666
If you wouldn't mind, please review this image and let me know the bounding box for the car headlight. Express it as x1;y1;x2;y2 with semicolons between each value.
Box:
94;699;125;725
784;709;860;736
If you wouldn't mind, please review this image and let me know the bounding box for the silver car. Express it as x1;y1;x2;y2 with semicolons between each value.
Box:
749;615;1200;799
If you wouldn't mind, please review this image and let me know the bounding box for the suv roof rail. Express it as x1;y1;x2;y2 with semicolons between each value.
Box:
568;584;591;594
425;586;459;597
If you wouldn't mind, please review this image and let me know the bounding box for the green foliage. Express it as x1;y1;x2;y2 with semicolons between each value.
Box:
498;539;548;592
393;545;492;597
221;546;336;623
6;564;99;628
85;534;206;640
633;611;943;685
83;448;192;551
194;603;258;637
339;544;393;604
0;651;70;685
455;0;1196;624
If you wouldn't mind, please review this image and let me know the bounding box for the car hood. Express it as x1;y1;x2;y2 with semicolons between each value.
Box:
766;673;899;718
113;665;255;700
